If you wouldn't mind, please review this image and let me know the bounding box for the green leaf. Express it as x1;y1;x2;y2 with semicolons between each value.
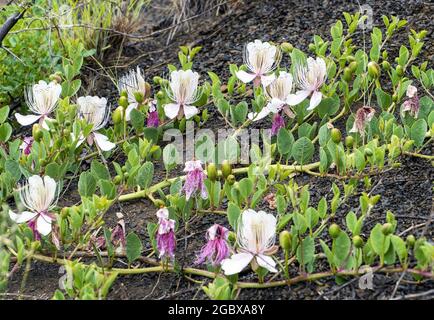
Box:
227;202;241;231
296;236;315;266
345;211;357;234
5;160;21;181
391;235;407;265
370;224;390;257
291;137;314;165
91;160;110;180
137;162;154;189
333;231;351;267
126;233;142;263
0;105;9;124
0;123;12;142
277;128;294;156
238;178;253;200
78;172;97;197
130;108;145;133
45;163;61;180
98;180;116;199
316;95;340;118
375;88;392;111
410;119;427;147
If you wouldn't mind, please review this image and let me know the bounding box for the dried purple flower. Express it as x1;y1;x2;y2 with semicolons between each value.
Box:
156;208;176;259
147;101;159;127
182;160;208;200
402;85;420;118
112;212;126;251
271;113;285;136
20;136;34;155
195;224;230;266
350;106;376;136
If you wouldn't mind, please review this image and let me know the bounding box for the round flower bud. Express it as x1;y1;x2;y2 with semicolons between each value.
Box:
154;199;166;208
331;128;342;143
352;235;364;248
156;90;165;100
280;42;294;54
226;174;236;185
364;148;373;157
119;96;128;108
396;65;404;77
228;231;236;243
134;92;144;104
279;230;292;251
343;67;353;82
308;43;316;52
381;223;393;235
120;90;128;98
32;124;43;141
113;175;122;185
406;235;415;247
345;136;354;148
49;73;62;83
348;61;358;73
221;160;232;179
367;61;380;78
382;61;391;71
153;76;161;85
112;106;124;124
329;223;341;239
207;163;217;182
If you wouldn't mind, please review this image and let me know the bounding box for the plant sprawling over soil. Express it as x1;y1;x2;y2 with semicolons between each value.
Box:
0;1;433;300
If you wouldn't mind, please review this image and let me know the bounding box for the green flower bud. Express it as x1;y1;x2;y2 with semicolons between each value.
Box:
32;124;43;141
156;90;165;100
112;106;124;124
382;60;391;71
345;135;354;148
226;174;236;185
153;76;161;85
228;231;236;243
221;160;232;179
352;235;364;248
119;96;128;108
396;65;404;77
364;148;373;157
329;223;341;239
280;42;294;54
343;67;353;82
279;230;292;251
367;61;380;78
381;223;393;235
207;163;217;182
113;175;122;185
134;91;144;104
331;128;342;144
154;199;166;208
406;235;415;247
49;73;62;83
120;90;128;98
348;61;358;72
308;43;316;52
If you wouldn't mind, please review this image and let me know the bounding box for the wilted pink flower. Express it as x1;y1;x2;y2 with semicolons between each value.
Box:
195;224;230;266
156;208;176;259
20;136;34;155
350;106;376;136
271;113;286;136
112;212;126;252
147;100;159;127
183;160;208;200
402;85;420;118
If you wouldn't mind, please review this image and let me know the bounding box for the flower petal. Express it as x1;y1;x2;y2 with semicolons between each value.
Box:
125;103;138;121
286;90;311;106
15;114;41;126
36;215;52;236
307;90;323;111
183;105;199;120
236;70;257;83
93;132;116;151
248;106;271;121
221;252;253;275
163;103;180;119
9;210;37;223
260;74;276;87
256;254;277;273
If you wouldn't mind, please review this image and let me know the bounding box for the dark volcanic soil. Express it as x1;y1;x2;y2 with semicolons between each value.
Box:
6;0;434;300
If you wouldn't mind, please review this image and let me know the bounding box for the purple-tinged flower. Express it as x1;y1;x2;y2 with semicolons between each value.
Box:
9;175;58;240
20;136;34;155
350;106;376;136
147;100;159;127
402;85;420;118
112;212;126;253
182;160;208;200
287;57;327;110
156;208;176;259
236;40;280;87
118;66;148;121
195;224;230;266
271;113;286;136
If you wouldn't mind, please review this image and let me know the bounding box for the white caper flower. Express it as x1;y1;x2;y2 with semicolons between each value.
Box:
118;66;147;121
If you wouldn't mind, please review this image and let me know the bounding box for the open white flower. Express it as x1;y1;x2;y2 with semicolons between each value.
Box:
15;80;62;129
9;175;58;238
118;66;147;121
248;71;294;121
163;69;201;120
76;96;115;151
236;40;280;87
221;209;278;275
287;57;327;110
